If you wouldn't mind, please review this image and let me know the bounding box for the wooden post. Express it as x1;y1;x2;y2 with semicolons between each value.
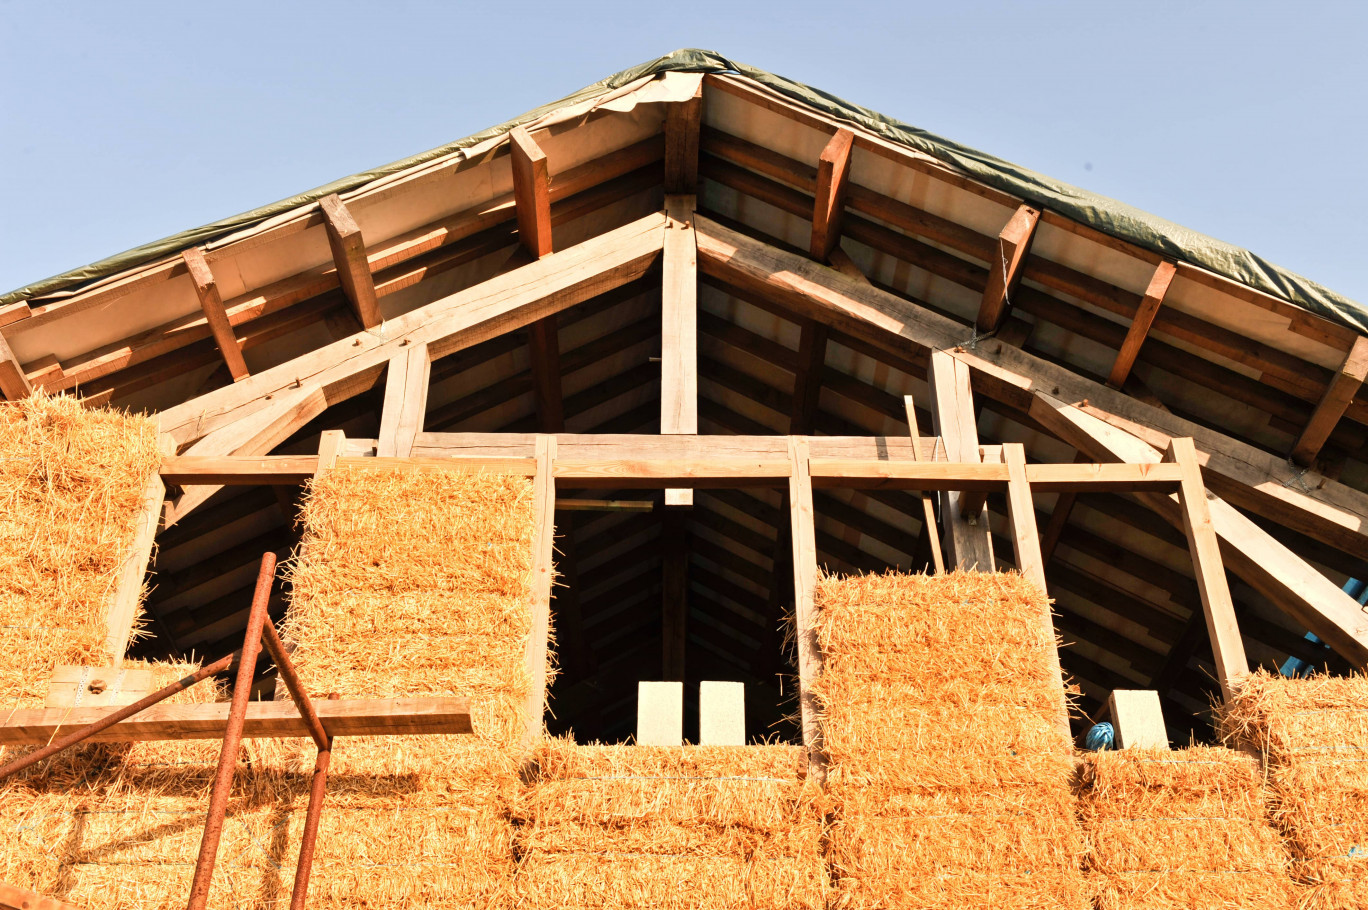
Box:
787;436;826;779
789;321;828;435
522;434;557;748
1167;436;1248;702
928;351;994;570
319;194;382;329
182;248;250;381
1291;334;1368;466
902;395;945;574
810;129;854;262
377;342;431;458
664;81;703;193
976;203;1039;333
661;194;698;507
1107;260;1176;388
661;507;688;681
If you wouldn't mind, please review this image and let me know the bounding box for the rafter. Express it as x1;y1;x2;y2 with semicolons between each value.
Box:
320;193;382;329
182;247;250;381
1107;260;1176;388
976;203;1039;334
810;128;854;262
1292;334;1368;466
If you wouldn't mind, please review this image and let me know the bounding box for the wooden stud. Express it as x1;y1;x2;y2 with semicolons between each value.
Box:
0;882;85;910
1167;436;1249;701
787;436;826;779
527;318;566;432
377;342;431;458
182;247;250;381
1292;335;1368;465
319;193;382;329
789;321;828;435
0;330;32;400
662;507;688;680
902;394;945;574
664;81;703;193
1108;260;1176;388
810;129;854;262
928;351;994;570
662;195;699;507
1003;441;1073;744
523;434;557;747
977;204;1040;333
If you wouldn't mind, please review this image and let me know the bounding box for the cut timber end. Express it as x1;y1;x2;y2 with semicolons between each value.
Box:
1108;689;1170;750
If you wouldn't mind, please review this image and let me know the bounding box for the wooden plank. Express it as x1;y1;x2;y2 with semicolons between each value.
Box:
664;81;703;193
105;452;169;661
693;214;1368;561
1003;442;1073;744
1025;461;1182;491
45;666;155;709
315;429;346;476
662;195;699;507
320;193;382;329
810;128;854;261
1107;260;1175;388
1167;436;1249;701
510;126;553;257
161;456;319;485
182;247;250;381
1040;490;1076;568
376;342;431;458
928;351;994;569
0;882;84;910
977;204;1040;333
787;436;825;779
522;435;557;747
160;211;666;449
790;321;828;435
0;697;472;745
1292;334;1368;465
413;432;944;461
1031;392;1368;667
1108;689;1169;749
0;330;32;399
556;458;790;487
662;507;688;680
903;394;945;573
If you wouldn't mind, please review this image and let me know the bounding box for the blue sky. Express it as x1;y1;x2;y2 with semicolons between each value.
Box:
2;1;1364;302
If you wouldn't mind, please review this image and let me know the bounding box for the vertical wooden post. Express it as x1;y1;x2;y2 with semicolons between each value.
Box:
664;81;703;193
522;434;557;747
319;194;382;329
377;342;431;458
1167;436;1248;702
661;194;698;507
976;203;1040;333
1003;442;1072;744
787;436;825;779
810;129;854;262
182;248;250;381
928;351;994;570
903;395;945;574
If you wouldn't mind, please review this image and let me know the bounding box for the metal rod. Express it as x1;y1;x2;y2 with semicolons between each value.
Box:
260;623;329;751
0;651;237;782
289;694;337;910
186;552;276;910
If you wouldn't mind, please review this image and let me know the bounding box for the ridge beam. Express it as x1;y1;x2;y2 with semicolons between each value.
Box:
1107;260;1176;388
320;193;382;329
1292;334;1368;466
662;195;699;507
976;203;1040;334
183;247;250;382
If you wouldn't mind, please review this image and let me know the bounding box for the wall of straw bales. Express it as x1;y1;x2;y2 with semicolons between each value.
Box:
513;739;827;909
813;571;1089;910
1222;670;1368;910
1078;746;1299;909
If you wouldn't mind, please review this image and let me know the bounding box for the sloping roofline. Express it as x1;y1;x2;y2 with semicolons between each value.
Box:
4;48;1362;333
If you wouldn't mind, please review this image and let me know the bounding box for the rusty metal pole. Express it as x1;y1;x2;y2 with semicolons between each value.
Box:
260;623;329;751
289;693;337;910
0;651;237;782
185;553;276;910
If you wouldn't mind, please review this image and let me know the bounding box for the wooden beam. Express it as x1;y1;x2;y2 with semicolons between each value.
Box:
1292;334;1368;465
787;436;825;779
662;507;688;680
510;126;553;257
1107;260;1176;388
105;445;170;661
0;882;84;910
1003;442;1073;744
0;696;472;746
928;351;994;570
692;214;1368;561
1167;436;1249;701
377;342;431;458
977;204;1040;334
0;330;32;400
319;193;382;329
810;128;854;262
664;81;703;193
790;321;828;435
1030;392;1368;667
903;394;945;573
523;435;557;747
662;195;699;507
182;247;250;381
527;318;565;432
315;429;346;476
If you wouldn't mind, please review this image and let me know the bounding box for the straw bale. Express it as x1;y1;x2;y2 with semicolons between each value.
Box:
1220;670;1368;907
0;393;161;708
1078;747;1299;909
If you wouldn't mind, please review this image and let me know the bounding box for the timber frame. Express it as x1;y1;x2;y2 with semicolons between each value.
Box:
4;63;1367;742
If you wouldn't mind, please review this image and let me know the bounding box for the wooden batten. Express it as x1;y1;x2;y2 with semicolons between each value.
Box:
1107;260;1176;388
661;195;699;507
377;342;432;458
664;81;703;193
182;247;250;381
1292;334;1368;466
976;203;1040;334
320;193;382;329
928;351;994;570
902;394;945;574
787;436;826;780
810;128;854;262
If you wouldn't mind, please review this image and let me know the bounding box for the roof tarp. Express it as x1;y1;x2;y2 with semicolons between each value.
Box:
5;48;1363;334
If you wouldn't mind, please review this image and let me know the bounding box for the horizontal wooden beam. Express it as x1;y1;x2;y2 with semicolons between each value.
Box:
0;696;471;745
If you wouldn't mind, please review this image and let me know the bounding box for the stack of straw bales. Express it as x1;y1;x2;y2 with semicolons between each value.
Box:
1222;670;1368;910
1078;746;1299;909
514;738;828;909
814;571;1088;909
275;463;544;908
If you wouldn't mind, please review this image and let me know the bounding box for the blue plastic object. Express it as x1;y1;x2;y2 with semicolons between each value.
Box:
1085;721;1116;752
